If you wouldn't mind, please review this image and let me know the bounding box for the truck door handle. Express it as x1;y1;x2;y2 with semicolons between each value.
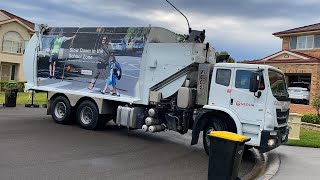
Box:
230;98;233;105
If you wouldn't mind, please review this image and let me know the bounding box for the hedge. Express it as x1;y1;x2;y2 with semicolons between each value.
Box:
301;114;320;125
0;81;26;92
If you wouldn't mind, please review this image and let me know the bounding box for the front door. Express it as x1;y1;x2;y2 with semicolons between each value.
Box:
230;69;267;123
1;64;11;81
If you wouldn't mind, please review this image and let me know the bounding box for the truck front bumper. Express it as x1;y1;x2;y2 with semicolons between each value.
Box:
258;126;289;153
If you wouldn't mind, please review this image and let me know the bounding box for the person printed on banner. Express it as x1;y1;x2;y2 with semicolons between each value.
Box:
49;28;76;79
88;35;111;90
100;55;122;96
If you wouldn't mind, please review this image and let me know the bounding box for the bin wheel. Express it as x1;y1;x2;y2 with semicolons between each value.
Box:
203;117;228;155
51;96;72;124
76;100;105;130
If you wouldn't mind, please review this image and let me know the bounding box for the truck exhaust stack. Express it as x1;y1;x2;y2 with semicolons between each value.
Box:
148;125;166;133
142;125;149;131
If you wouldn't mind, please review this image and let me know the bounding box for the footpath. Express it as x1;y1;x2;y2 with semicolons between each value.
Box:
259;145;320;180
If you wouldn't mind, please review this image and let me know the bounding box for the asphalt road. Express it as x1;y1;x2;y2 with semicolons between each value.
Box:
0;106;256;180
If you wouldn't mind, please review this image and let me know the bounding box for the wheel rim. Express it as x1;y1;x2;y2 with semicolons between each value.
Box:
54;102;66;119
205;127;215;148
80;106;93;125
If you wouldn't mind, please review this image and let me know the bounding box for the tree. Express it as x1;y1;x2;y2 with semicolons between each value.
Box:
126;27;151;41
312;97;320;117
237;60;251;63
215;51;235;63
125;27;135;39
141;27;151;40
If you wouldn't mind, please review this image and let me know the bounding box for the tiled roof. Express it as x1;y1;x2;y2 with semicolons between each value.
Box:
247;50;320;64
290;50;319;59
273;23;320;36
0;9;34;30
248;58;320;64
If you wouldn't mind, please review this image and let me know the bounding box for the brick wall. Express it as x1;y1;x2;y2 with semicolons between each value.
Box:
282;36;290;50
292;49;320;59
281;36;320;58
301;122;320;131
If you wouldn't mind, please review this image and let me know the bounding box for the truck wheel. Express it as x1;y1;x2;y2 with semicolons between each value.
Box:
51;96;72;124
203;117;228;155
76;100;104;130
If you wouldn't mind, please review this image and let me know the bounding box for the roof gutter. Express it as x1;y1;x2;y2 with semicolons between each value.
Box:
273;30;320;37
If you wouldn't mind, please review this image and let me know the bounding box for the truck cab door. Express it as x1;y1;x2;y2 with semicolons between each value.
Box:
230;69;267;123
208;68;233;108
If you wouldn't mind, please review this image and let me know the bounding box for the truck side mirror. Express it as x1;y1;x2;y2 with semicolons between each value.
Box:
249;72;260;93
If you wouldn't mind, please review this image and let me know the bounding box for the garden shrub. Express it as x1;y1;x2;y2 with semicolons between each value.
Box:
0;81;26;92
301;114;320;125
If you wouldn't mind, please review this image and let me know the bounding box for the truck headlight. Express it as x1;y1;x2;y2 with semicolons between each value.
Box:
267;139;276;147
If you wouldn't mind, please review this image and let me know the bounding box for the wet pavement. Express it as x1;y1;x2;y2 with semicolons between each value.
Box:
0;106;256;180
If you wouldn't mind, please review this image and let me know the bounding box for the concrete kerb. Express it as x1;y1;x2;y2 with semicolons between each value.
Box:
257;151;281;180
243;148;266;180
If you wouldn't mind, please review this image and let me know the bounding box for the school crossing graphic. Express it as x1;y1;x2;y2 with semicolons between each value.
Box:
37;27;150;97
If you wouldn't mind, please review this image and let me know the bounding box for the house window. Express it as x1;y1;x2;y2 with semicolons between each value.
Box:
290;35;320;50
0;64;16;81
2;31;22;54
315;35;320;48
290;37;297;49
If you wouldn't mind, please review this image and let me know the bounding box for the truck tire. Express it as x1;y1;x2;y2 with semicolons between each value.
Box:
244;145;253;152
51;96;72;124
203;116;228;155
76;100;104;130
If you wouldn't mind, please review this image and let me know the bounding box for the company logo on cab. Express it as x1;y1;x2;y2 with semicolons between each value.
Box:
236;101;254;107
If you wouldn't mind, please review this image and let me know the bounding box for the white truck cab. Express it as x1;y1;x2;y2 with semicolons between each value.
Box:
191;63;290;154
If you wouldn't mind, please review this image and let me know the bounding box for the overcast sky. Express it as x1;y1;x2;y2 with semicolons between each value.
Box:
2;0;320;60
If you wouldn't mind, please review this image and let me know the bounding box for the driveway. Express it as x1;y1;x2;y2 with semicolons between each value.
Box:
272;145;320;180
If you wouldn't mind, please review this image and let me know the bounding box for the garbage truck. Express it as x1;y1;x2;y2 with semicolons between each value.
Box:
23;24;290;154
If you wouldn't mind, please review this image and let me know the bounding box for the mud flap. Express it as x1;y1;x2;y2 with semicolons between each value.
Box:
191;109;211;145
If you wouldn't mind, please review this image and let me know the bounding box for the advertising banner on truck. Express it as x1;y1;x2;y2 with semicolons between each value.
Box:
37;27;151;97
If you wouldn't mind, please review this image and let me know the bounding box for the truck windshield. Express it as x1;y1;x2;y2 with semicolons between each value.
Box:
268;70;289;100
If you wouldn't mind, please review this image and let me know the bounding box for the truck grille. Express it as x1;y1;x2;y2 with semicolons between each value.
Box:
276;109;289;125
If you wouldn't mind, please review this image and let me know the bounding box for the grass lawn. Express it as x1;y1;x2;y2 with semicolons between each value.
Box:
0;92;47;105
286;128;320;148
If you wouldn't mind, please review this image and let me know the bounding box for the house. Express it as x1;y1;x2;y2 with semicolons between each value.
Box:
0;10;35;81
248;23;320;103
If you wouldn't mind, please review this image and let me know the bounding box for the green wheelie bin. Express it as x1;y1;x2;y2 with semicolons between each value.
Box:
4;82;18;107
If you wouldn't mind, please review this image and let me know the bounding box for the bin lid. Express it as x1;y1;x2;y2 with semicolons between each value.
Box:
7;81;17;84
209;131;250;142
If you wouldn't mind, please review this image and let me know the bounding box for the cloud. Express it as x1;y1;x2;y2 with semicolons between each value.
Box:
1;0;318;60
1;0;43;11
